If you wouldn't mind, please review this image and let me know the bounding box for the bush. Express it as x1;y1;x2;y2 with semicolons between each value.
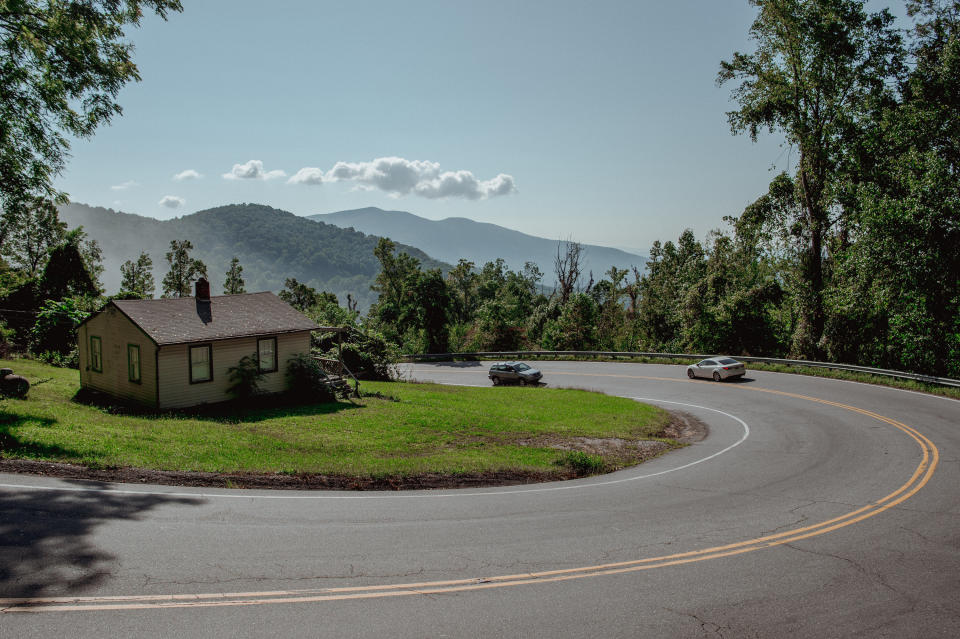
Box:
36;349;79;369
227;354;264;401
557;451;607;476
286;353;336;403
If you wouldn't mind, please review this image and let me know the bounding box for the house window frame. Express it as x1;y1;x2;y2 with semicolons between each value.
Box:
127;343;141;384
189;344;213;384
90;336;103;373
257;336;278;373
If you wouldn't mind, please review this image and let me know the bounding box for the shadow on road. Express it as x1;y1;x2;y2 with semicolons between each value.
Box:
0;481;202;598
428;361;483;368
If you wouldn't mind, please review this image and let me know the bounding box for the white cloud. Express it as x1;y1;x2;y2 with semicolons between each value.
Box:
173;169;202;181
222;160;286;180
287;167;325;185
319;157;516;200
159;195;185;209
110;180;139;191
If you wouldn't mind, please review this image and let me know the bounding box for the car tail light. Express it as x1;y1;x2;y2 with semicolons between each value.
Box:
723;366;730;370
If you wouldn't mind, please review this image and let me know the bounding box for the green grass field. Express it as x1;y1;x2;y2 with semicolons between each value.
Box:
0;359;675;478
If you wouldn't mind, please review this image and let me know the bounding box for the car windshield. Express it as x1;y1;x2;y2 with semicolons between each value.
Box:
719;358;738;365
514;363;530;371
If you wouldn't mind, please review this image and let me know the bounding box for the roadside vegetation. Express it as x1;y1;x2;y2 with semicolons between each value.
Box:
0;359;677;481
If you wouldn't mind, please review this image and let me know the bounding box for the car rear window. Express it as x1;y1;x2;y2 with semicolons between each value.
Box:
719;358;738;365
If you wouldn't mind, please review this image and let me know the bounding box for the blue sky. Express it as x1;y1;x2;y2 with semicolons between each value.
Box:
57;1;821;254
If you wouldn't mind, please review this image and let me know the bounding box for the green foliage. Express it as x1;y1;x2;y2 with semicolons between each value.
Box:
120;251;154;298
1;200;67;276
336;328;398;381
285;353;336;403
719;0;904;358
29;297;90;357
0;1;182;216
226;354;265;401
279;277;335;311
223;256;245;295
557;451;607;476
39;229;101;300
0;320;16;357
541;293;598;351
35;348;78;369
161;239;207;298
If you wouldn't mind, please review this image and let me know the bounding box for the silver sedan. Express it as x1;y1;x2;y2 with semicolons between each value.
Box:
686;357;746;381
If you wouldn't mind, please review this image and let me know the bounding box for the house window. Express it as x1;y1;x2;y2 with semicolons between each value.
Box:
257;337;278;373
127;344;141;383
90;336;102;373
189;344;212;383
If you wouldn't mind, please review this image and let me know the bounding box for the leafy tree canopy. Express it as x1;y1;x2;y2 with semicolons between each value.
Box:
0;0;182;216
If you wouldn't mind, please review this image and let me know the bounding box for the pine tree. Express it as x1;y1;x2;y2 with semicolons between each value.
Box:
161;240;207;298
120;251;155;298
223;257;246;295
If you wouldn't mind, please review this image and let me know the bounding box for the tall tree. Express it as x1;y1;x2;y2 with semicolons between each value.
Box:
834;0;960;375
161;240;206;298
0;1;182;218
2;199;66;276
718;0;903;357
120;251;154;298
554;240;584;305
446;259;476;324
39;228;100;301
279;278;335;311
223;257;245;295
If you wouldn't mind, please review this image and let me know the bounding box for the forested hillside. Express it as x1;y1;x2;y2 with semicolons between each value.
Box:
58;203;448;309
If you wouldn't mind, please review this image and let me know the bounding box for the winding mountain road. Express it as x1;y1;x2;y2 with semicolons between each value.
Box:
2;361;958;637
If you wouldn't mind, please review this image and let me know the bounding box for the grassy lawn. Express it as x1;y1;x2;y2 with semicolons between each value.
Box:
0;359;675;478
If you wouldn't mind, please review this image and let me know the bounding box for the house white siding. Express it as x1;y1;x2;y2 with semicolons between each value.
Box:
78;306;158;407
156;331;311;409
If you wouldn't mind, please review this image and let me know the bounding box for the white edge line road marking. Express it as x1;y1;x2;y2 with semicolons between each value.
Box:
0;399;749;500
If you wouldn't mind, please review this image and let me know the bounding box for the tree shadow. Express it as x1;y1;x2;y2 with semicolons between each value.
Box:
0;480;202;598
0;411;93;460
430;361;483;368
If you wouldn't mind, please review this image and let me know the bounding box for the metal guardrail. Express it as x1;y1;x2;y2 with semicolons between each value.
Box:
404;351;960;389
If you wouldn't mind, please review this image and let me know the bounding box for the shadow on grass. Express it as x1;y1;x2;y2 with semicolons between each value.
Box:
0;480;202;598
71;388;367;424
0;410;96;461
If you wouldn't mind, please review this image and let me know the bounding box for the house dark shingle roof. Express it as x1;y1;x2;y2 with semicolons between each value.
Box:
111;292;323;345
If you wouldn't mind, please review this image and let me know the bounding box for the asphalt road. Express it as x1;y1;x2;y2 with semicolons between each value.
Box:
1;361;958;638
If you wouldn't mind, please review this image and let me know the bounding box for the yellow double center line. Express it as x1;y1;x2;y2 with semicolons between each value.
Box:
0;378;939;613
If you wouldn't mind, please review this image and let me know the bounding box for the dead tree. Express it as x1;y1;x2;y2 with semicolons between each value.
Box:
554;239;583;304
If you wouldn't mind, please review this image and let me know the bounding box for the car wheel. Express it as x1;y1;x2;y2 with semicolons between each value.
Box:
713;371;721;382
491;377;500;386
687;369;695;379
520;378;527;386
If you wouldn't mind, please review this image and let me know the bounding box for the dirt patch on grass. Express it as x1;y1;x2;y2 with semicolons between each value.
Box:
518;410;707;468
0;411;708;491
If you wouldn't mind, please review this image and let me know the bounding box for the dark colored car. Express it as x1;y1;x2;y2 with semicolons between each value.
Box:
489;362;543;386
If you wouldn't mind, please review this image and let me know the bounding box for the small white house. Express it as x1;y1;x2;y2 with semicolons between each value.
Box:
77;279;321;409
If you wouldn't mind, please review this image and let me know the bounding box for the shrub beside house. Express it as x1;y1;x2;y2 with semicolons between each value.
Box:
77;279;325;409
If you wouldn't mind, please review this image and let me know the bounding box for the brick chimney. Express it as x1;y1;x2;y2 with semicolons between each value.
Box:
195;277;210;301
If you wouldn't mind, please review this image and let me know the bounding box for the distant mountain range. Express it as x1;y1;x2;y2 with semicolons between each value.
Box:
309;207;646;286
59;203;447;310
